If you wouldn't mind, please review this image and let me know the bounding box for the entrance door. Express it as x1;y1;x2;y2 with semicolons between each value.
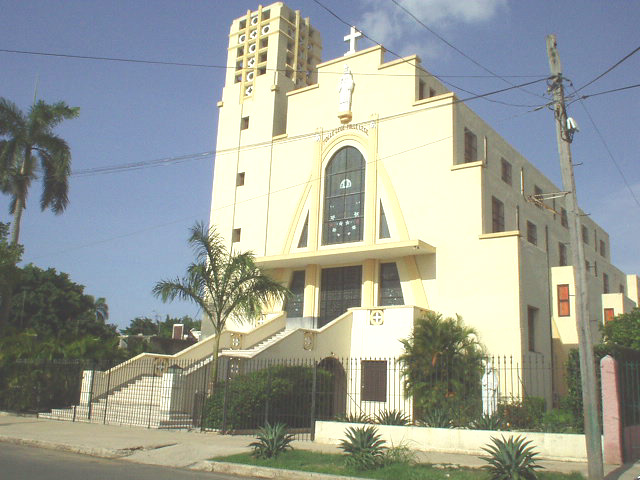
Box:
318;266;362;328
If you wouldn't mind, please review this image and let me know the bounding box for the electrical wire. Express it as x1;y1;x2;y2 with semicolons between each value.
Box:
389;0;547;102
0;48;545;79
71;151;214;177
574;45;640;94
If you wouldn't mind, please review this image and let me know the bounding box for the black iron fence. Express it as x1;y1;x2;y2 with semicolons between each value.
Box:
0;354;556;438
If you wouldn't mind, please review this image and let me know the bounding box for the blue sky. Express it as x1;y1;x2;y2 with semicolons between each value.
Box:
1;1;639;330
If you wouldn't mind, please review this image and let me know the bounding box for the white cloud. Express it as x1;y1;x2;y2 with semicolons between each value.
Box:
356;0;507;58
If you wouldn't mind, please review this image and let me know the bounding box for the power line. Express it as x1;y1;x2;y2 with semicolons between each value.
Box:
574;45;640;93
309;0;542;109
0;47;545;79
389;0;547;102
577;83;640;101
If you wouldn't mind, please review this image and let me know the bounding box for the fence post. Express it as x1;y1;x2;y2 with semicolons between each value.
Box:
86;363;96;421
103;364;112;425
264;365;272;426
601;355;624;464
310;362;317;441
221;359;231;433
198;359;209;432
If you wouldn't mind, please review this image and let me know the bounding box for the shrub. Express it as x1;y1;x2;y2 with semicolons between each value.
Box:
203;365;332;431
540;408;579;433
249;422;294;458
339;425;387;470
382;442;416;466
375;409;410;426
481;435;543;480
497;396;545;431
334;412;372;424
471;413;504;431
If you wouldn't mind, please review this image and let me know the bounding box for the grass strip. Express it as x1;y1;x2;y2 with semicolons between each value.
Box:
212;450;584;480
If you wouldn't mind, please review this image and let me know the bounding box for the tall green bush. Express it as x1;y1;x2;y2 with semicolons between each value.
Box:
203;364;333;431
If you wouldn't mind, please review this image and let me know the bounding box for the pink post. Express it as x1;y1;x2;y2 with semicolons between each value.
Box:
601;355;624;464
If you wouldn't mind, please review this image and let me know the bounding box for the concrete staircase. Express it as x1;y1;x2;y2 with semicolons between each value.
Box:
221;328;294;358
39;375;194;429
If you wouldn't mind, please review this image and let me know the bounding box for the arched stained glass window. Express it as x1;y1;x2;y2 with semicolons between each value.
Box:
322;146;365;245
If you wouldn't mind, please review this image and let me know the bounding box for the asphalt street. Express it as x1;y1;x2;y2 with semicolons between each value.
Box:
0;443;258;480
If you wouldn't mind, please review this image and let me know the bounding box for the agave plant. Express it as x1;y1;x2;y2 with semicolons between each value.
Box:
471;413;505;431
417;408;453;428
334;412;372;424
249;422;295;459
375;409;410;426
481;435;543;480
339;425;387;470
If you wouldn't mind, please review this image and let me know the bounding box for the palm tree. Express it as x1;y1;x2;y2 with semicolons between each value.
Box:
93;297;109;323
400;311;485;422
153;222;289;387
0;97;80;246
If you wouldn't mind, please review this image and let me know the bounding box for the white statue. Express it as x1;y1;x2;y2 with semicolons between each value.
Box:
482;359;500;416
338;64;354;112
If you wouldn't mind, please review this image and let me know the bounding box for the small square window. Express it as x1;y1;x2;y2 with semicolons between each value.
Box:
603;273;610;294
464;128;477;163
492;196;505;233
236;172;245;186
241;117;249;130
581;225;589;244
526;221;537;245
237;46;244;57
260;38;268;49
239;19;247;29
604;308;615;323
232;228;241;243
501;158;512;185
262;10;270;20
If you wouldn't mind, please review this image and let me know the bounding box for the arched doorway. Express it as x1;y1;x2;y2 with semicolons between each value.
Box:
317;357;347;419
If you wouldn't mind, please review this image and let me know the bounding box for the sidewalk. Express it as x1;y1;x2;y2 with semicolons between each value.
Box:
1;412;639;479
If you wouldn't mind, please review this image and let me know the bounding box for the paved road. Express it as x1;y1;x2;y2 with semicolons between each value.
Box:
0;443;258;480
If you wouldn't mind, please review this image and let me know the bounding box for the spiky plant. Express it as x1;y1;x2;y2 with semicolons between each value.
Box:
375;409;410;426
249;422;295;459
334;412;372;424
339;425;387;470
481;435;543;480
417;408;453;428
471;413;505;431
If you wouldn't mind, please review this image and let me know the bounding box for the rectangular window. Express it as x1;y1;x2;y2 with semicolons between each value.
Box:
361;360;387;402
600;239;606;257
603;273;610;294
418;80;426;100
558;284;570;317
464;128;477;163
236;172;245;186
232;228;241;243
527;306;538;352
492;196;505;233
559;242;568;266
501;158;512;185
561;208;568;228
581;225;589;244
241;116;250;130
379;262;404;306
284;271;305;318
526;221;537;245
534;185;543;209
604;308;615;323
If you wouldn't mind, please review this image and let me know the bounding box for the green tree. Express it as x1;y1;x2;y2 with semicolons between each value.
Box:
121;316;158;336
601;308;640;350
0;222;22;333
120;315;201;337
0;98;80;246
153;222;288;387
399;311;485;423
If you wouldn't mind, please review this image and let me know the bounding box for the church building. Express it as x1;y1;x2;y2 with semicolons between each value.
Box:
205;2;640;402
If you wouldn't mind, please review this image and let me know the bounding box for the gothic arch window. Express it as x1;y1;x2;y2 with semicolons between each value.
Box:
322;146;365;245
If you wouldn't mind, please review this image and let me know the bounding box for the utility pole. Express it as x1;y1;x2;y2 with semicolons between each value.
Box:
546;34;603;479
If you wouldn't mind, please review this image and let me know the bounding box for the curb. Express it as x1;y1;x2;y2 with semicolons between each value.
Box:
0;435;125;459
191;460;370;480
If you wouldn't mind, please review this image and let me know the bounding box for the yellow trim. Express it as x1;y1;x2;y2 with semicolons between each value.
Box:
377;161;409;240
303;264;318;318
364;116;379;244
362;259;375;308
308;131;323;250
402;256;429;309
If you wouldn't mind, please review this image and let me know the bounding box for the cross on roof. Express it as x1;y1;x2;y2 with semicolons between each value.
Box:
343;26;362;56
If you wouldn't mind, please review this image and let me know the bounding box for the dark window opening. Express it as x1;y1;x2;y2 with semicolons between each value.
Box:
559;242;568;266
379;262;403;306
361;360;387;402
501;158;512;185
297;214;309;248
526;221;537;245
284;271;305;318
464;128;477;163
379;202;390;239
232;228;241;243
319;266;362;328
241;116;249;130
236;172;245;186
561;208;568;228
527;306;538;352
492;196;505;233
